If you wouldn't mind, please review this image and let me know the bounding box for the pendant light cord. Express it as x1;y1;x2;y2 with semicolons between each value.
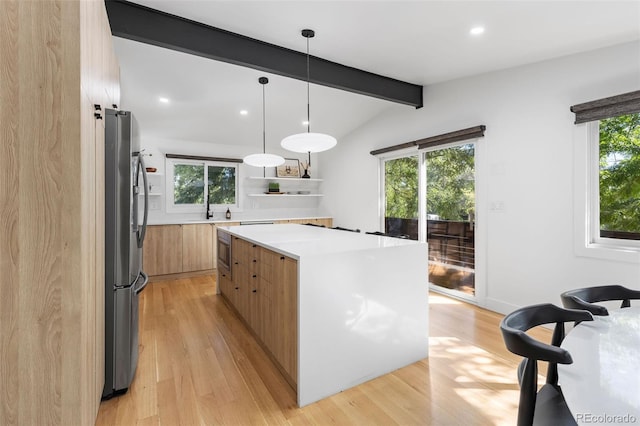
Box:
306;34;312;168
306;35;311;134
262;81;266;177
262;82;266;154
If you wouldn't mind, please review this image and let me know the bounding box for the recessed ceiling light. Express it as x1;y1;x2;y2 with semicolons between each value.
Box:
158;97;170;104
240;110;248;116
470;26;485;36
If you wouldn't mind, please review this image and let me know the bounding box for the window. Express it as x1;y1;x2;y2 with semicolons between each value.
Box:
593;113;640;242
572;90;640;257
167;159;238;211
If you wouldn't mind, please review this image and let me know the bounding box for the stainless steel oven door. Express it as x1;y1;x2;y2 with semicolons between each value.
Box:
217;231;231;273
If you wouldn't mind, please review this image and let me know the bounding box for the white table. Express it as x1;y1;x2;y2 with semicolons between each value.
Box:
558;306;640;425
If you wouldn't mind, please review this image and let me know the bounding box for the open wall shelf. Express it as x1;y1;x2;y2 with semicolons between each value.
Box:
247;193;324;197
247;177;323;182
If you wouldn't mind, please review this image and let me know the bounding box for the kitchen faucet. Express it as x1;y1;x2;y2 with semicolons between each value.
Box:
206;190;213;219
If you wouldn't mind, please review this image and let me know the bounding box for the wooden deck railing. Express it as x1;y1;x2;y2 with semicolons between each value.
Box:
385;217;475;269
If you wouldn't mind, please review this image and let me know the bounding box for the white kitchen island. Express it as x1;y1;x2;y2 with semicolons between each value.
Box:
217;224;429;407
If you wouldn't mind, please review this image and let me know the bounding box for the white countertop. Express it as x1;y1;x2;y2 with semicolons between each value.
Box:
147;216;331;226
218;223;423;259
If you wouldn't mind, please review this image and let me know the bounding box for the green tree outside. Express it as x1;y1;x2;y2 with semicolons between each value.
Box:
384;144;475;221
208;165;236;204
385;156;419;219
599;113;640;234
425;144;474;221
174;164;204;204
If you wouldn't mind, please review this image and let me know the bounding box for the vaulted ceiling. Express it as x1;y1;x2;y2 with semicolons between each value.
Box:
111;1;640;148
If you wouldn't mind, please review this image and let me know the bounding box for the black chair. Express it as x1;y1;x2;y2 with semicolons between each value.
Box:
500;304;593;426
365;231;410;239
560;284;640;316
332;226;361;233
304;222;326;228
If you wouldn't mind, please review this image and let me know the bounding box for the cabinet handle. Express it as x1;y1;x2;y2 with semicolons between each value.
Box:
234;261;239;265
252;274;257;278
112;104;118;109
252;289;257;293
252;244;257;248
234;286;239;290
252;259;257;263
222;273;226;277
94;113;102;119
280;256;285;260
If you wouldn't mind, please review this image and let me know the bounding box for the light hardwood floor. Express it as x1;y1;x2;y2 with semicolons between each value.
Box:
96;275;549;425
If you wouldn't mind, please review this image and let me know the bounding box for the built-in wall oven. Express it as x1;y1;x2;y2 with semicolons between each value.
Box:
217;230;231;275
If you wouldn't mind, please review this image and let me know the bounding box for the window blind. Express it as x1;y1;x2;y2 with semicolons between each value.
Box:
570;90;640;124
370;125;486;156
165;153;242;163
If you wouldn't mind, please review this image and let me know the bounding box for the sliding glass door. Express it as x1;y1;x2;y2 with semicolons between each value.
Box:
424;143;476;297
382;142;477;300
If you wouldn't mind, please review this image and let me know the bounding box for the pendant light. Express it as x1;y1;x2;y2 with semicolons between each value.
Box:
243;77;285;171
281;29;337;177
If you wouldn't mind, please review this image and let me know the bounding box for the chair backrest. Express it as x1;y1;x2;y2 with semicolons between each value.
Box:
500;304;593;426
365;231;410;239
332;226;361;233
560;285;640;316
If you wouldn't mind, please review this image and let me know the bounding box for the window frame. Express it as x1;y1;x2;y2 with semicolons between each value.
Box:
166;157;240;213
571;90;640;262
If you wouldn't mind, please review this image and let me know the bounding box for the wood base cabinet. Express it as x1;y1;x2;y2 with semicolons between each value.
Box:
144;225;183;276
182;224;214;271
219;232;298;386
143;224;214;277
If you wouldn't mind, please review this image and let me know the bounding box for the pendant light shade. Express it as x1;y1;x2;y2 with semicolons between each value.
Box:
243;77;285;168
281;29;336;156
281;132;336;153
243;152;286;167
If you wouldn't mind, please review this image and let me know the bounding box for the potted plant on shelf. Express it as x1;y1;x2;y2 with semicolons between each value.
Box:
268;182;280;193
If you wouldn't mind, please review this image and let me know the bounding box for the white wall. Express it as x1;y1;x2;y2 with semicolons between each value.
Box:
138;137;327;223
320;41;640;313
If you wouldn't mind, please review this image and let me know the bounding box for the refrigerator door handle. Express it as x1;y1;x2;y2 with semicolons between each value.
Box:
137;155;149;248
134;271;149;295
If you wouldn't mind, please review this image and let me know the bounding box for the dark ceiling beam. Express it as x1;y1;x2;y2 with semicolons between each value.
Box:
104;0;423;108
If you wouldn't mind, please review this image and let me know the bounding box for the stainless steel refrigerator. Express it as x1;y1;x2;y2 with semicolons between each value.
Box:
103;109;149;399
